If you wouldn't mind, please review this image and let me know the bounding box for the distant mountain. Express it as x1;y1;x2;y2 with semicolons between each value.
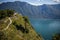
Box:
0;1;60;19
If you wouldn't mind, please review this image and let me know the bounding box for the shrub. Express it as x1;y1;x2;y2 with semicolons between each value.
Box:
0;9;14;19
23;16;29;23
13;22;29;33
52;33;60;40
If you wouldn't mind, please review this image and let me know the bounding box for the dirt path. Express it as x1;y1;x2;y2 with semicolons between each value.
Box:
2;17;12;31
2;13;17;31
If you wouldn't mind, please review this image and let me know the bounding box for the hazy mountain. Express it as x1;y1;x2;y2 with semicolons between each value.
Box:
0;1;60;19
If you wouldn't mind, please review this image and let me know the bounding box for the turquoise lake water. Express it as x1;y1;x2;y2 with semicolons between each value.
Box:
29;18;60;40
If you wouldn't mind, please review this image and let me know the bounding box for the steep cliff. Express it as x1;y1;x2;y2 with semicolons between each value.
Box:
0;10;43;40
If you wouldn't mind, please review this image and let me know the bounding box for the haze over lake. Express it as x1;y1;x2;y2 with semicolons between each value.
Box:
29;18;60;40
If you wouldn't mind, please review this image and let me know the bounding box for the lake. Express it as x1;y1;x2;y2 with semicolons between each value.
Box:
29;18;60;40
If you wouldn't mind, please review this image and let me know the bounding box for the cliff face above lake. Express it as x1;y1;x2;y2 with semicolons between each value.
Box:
0;10;43;40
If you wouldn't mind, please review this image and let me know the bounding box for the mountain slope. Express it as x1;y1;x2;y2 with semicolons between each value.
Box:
0;1;60;19
0;10;43;40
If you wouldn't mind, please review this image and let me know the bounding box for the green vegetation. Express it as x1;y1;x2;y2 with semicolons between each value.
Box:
52;33;60;40
23;16;30;23
0;9;14;19
0;9;43;40
13;21;29;33
0;31;8;40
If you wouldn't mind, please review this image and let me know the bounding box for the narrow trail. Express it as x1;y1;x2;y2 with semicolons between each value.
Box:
3;17;12;31
2;13;17;31
2;13;24;40
14;13;17;16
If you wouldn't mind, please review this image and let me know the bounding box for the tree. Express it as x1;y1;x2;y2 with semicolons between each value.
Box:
0;9;14;19
52;33;60;40
23;17;29;28
6;9;14;17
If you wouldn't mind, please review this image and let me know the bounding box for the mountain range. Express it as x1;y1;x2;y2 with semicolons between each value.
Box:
0;1;60;19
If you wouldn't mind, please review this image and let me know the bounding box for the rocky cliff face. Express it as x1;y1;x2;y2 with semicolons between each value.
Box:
0;10;43;40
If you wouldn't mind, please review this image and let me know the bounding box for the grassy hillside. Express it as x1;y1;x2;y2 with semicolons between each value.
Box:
0;10;43;40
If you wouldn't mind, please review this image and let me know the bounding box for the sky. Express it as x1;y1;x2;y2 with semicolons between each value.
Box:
0;0;60;5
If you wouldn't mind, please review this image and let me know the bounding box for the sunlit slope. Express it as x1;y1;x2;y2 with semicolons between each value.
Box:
0;10;43;40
